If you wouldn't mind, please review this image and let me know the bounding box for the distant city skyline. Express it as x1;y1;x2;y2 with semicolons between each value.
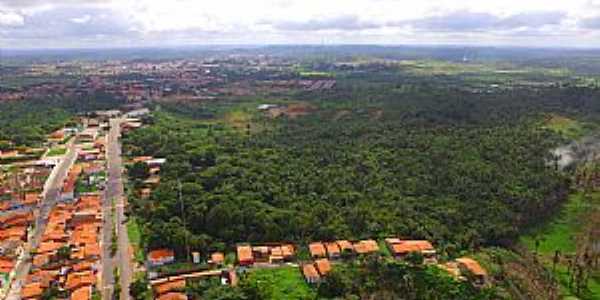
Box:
1;0;600;49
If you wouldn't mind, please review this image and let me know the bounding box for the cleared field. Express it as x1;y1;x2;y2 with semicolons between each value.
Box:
245;266;316;300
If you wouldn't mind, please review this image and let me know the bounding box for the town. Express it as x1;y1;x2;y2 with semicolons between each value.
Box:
2;45;600;300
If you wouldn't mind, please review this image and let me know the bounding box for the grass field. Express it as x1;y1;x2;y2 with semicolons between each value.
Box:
245;266;316;300
542;114;587;140
521;191;600;299
127;217;145;263
46;147;67;157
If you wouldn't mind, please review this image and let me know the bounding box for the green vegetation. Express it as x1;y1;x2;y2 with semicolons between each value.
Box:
317;255;493;299
521;192;587;254
245;267;316;300
46;146;67;157
542;114;589;140
0;92;124;147
127;217;145;263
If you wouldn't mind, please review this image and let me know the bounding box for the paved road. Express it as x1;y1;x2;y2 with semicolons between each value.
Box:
4;141;78;300
102;118;133;300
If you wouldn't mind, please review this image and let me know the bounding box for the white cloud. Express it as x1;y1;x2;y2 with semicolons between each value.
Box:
70;14;91;24
0;10;24;27
1;0;600;48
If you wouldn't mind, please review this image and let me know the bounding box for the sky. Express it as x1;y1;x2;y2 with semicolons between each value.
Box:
1;0;600;49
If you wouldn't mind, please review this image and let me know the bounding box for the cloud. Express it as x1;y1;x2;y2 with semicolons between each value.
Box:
270;15;380;31
580;16;600;28
70;14;91;24
406;10;566;32
0;10;23;26
408;11;499;31
497;11;566;28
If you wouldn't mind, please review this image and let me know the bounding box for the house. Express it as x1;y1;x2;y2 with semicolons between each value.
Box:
385;239;436;261
456;257;488;286
309;242;326;259
210;252;225;266
336;240;354;255
325;242;341;259
301;264;321;284
353;240;379;255
70;285;92;300
281;244;295;261
153;278;186;295
65;271;96;290
148;249;175;266
237;245;254;266
314;258;332;276
252;246;270;263
269;247;284;264
21;282;43;299
157;292;188;300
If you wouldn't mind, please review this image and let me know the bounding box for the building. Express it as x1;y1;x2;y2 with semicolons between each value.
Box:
353;240;379;255
148;249;176;266
309;242;326;259
325;242;341;259
456;257;488;286
314;258;331;276
301;264;321;284
385;239;436;262
236;245;254;266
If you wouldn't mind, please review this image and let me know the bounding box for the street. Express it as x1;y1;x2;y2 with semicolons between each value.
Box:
102;118;133;300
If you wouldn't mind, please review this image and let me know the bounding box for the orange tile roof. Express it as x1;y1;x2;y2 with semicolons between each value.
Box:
0;258;14;273
389;240;434;256
302;264;320;279
65;271;96;290
0;226;27;240
315;258;332;276
157;292;188;300
82;243;101;258
281;244;295;258
211;252;224;264
21;282;43;299
153;279;186;295
309;242;326;258
37;241;64;254
236;245;253;263
325;242;340;256
456;257;487;276
70;286;91;300
353;240;379;254
336;240;354;252
72;261;93;272
148;249;175;262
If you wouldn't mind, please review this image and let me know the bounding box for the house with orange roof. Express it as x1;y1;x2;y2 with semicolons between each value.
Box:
309;242;326;259
148;249;175;266
456;257;488;286
65;271;96;291
325;242;341;259
70;285;92;300
157;292;188;300
21;282;43;300
153;278;186;295
385;239;436;261
0;258;14;273
336;240;354;255
353;240;379;255
301;264;321;284
210;252;225;266
236;245;254;266
314;258;332;276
